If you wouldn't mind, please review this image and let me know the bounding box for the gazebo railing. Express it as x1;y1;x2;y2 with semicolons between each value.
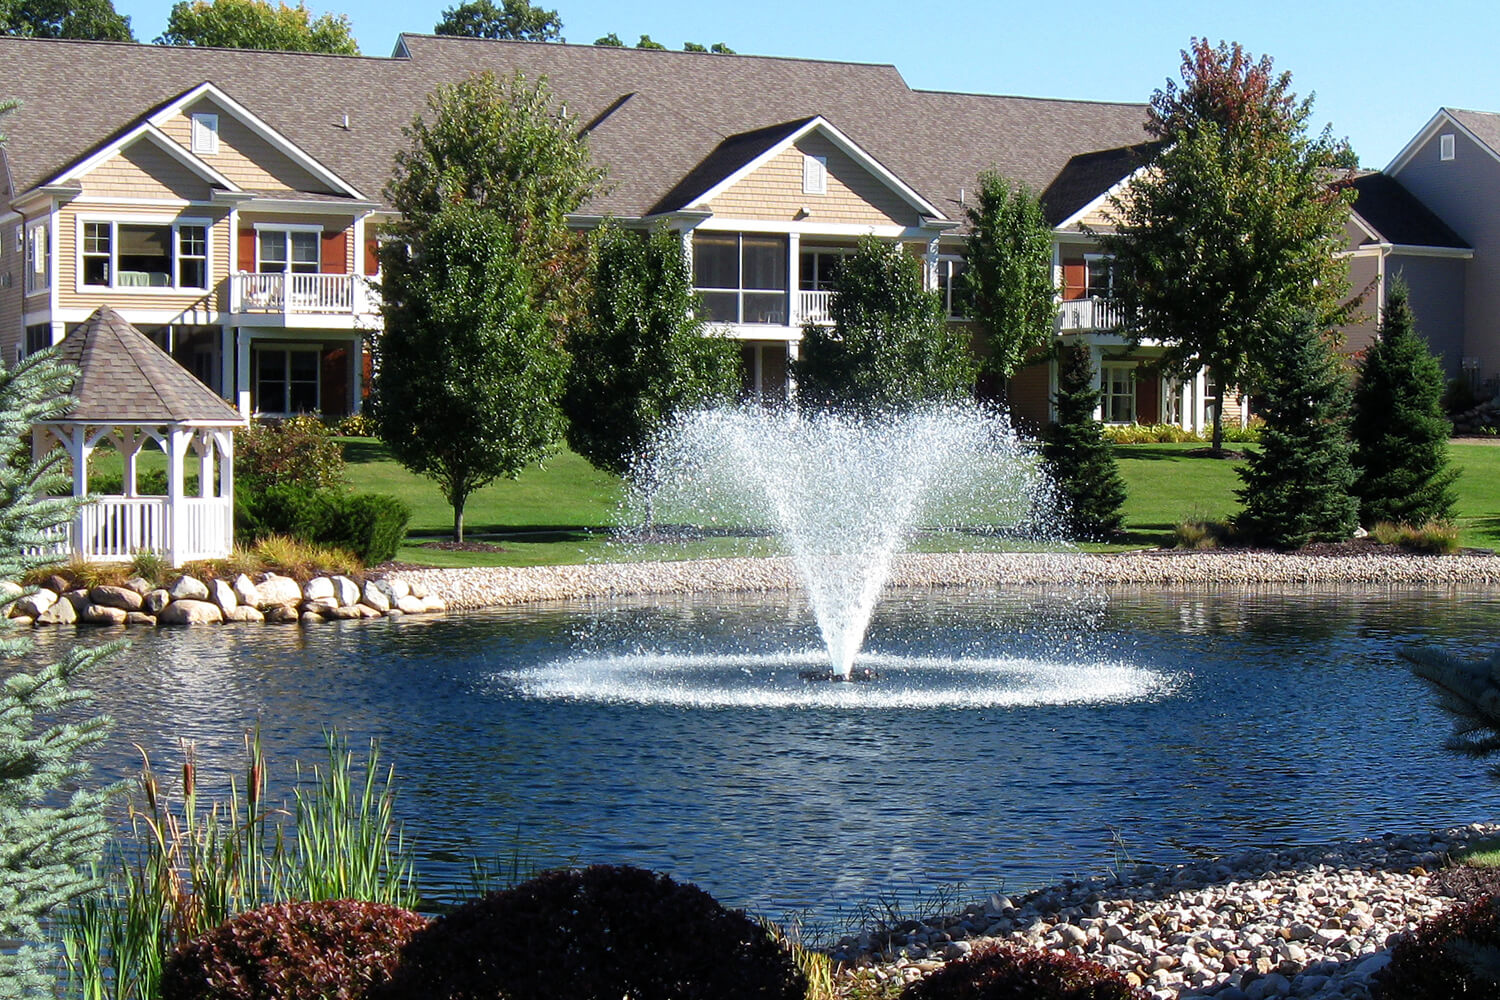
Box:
24;496;233;566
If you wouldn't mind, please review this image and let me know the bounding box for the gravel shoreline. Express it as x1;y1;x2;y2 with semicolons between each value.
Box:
393;550;1500;611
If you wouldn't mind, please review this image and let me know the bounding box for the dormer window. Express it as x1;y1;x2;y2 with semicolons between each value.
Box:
802;154;827;195
1440;133;1455;161
191;113;219;155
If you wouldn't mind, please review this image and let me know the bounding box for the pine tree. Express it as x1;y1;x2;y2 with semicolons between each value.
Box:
1351;281;1458;527
1042;342;1125;539
0;350;119;995
1235;315;1358;548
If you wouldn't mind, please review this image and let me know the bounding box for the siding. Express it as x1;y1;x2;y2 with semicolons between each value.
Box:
1339;252;1382;357
1392;122;1500;379
158;97;341;195
78;141;213;201
708;135;918;226
1389;253;1467;377
0;229;21;361
55;203;230;313
1007;359;1051;434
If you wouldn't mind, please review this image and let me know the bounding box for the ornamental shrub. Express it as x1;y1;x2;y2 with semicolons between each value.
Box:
1042;342;1125;540
237;416;347;492
376;864;807;1000
160;899;428;1000
236;485;409;564
899;944;1147;1000
1372;895;1500;998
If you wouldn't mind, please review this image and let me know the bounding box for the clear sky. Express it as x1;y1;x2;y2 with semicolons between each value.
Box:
111;0;1498;169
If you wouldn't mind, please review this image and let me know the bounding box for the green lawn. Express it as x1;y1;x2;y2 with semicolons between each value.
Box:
317;437;1500;567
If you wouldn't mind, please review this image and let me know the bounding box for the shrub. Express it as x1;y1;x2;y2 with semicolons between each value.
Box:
1372;895;1500;999
298;492;411;565
1042;342;1125;540
253;535;360;580
334;412;378;438
160;899;427;1000
238;416;347;492
1370;520;1461;555
899;944;1147;1000
376;864;807;1000
1173;518;1236;550
88;468;172;496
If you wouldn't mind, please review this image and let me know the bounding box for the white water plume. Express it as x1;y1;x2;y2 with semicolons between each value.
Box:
630;405;1054;678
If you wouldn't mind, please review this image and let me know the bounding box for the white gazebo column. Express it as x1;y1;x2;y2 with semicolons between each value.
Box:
166;425;192;567
196;432;214;498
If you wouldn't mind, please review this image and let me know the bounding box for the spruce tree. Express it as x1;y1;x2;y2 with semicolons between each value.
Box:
1042;342;1125;539
1351;281;1458;527
1235;314;1358;548
0;350;119;995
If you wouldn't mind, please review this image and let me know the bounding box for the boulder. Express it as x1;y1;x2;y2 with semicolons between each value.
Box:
301;597;340;614
232;574;262;607
376;578;410;602
209;579;238;612
0;580;22;603
89;585;144;612
360;581;391;612
81;604;128;626
169;575;210;602
330;575;361;607
13;588;58;617
125;611;156;627
158;600;223;625
356;603;383;619
36;598;78;624
44;574;70;594
327;605;364;620
10;615;33;627
124;577;155;596
304;577;335;602
300;610;325;625
223;605;265;623
395;595;425;615
144;589;171;614
422;596;447;613
408;580;428;600
263;603;300;624
257;575;302;607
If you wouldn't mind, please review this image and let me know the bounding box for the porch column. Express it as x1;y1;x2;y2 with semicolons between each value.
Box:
1089;345;1105;423
786;232;800;326
923;236;940;290
236;329;252;417
785;339;799;405
220;325;235;403
350;335;363;415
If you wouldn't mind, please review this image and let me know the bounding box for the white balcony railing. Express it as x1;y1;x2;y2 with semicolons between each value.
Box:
24;496;233;566
796;289;834;326
232;272;381;317
1056;296;1126;332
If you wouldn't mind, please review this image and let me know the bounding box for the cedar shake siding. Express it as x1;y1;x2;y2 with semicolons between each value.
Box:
77;141;214;201
707;136;919;227
55;205;230;315
158;97;343;196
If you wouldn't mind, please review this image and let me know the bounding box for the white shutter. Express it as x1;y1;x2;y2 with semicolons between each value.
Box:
802;154;827;195
191;113;219;155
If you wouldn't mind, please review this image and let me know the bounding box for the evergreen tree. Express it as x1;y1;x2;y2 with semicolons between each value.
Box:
1235;314;1358;548
1041;342;1125;539
795;235;977;412
963;170;1055;380
0;349;118;994
1351;280;1458;526
563;223;739;477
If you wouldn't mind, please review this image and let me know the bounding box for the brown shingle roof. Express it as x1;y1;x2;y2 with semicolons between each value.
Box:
0;34;1151;222
53;307;244;424
1347;171;1469;249
1447;108;1500;159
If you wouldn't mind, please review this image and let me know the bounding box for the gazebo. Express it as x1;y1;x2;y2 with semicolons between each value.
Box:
32;307;246;567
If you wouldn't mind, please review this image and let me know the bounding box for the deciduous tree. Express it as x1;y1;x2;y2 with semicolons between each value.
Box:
1042;342;1125;539
157;0;357;52
795;235;977;412
373;203;567;542
592;31;620;46
1;0;133;40
1351;280;1458;526
433;0;559;41
563;223;739;477
1098;38;1354;452
963;170;1055;380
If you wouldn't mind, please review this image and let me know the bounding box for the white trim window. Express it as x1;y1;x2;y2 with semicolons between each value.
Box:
802;154;828;195
23;221;49;295
253;344;321;415
798;247;848;291
693;232;787;324
1084;253;1117;299
190;113;220;156
256;227;320;274
1101;363;1136;424
936;256;971;319
78;218;211;291
1440;133;1455;162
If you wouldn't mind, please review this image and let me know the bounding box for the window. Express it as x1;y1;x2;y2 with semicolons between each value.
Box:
802;154;828;195
1161;376;1184;427
1101;364;1136;424
258;229;320;274
253;346;320;415
693;233;787;324
190;113;219;155
936;257;971;319
24;324;50;356
79;220;209;290
23;222;48;294
798;248;847;291
1440;133;1455;161
1085;254;1116;299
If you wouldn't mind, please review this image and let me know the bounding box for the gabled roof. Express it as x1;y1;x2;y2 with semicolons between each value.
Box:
1346;172;1469;249
650;117;813;215
1040;143;1159;227
46;120;242;192
51;308;244;425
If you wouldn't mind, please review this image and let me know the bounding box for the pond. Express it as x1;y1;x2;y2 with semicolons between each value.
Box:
30;583;1500;932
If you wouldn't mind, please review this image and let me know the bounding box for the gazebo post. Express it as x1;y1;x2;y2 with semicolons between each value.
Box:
167;424;190;567
217;430;235;554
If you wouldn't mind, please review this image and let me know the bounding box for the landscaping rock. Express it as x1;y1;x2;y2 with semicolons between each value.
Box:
380;578;411;602
144;589;171;614
330;574;360;607
360;581;391;612
124;577;155;596
299;610;324;624
356;604;383;619
223;605;265;623
327;605;363;620
232;574;261;607
10;614;33;627
421;596;447;613
44;574;70;594
210;579;238;612
407;580;427;599
89;585;143;612
304;576;335;602
169;575;209;602
13;588;58;617
256;574;302;607
395;595;425;615
36;598;77;624
125;611;156;627
0;580;22;603
263;603;299;624
158;599;222;625
301;597;339;614
81;603;128;626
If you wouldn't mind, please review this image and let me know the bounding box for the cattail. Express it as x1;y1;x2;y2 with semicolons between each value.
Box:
142;770;159;814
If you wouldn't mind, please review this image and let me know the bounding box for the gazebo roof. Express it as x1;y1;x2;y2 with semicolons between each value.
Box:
51;307;244;425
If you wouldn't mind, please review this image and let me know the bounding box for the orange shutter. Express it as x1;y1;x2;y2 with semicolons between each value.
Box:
1135;365;1161;424
1062;259;1087;300
321;229;349;274
238;229;255;271
364;236;380;276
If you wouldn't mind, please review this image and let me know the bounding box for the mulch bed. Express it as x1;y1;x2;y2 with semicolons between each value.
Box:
417;540;510;553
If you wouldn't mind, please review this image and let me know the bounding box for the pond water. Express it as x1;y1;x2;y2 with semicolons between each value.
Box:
29;583;1500;931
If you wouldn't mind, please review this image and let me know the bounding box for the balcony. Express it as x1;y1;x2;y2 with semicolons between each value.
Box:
797;290;834;325
1056;296;1125;332
232;272;381;325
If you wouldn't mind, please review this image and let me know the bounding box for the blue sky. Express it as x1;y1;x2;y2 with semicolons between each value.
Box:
112;0;1497;168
